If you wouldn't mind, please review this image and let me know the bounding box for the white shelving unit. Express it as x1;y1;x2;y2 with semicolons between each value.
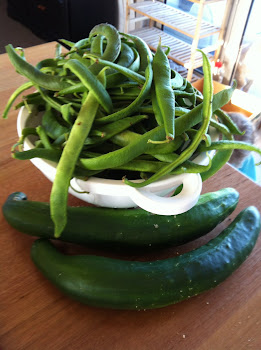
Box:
125;0;228;81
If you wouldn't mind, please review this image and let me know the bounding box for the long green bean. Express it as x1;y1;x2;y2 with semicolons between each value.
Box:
5;45;70;91
50;68;107;237
152;40;175;140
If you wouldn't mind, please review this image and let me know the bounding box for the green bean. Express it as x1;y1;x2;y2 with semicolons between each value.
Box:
2;81;33;118
120;32;153;72
72;38;90;50
5;45;70;91
200;134;234;182
170;70;184;89
106;47;141;88
113;81;139;89
90;34;104;56
36;126;53;150
111;126;195;156
109;86;142;96
95;60;153;125
198;139;261;162
109;130;141;146
58;39;75;48
186;81;195;93
50;68;107;238
14;94;45;110
53;133;68;146
39;66;60;75
37;87;63;112
64;59;113;114
175;91;196;108
202;133;212;147
68;52;92;69
84;114;148;146
174;91;195;99
57;96;81;109
175;107;191;116
12;148;62;162
97;154;212;176
89;23;121;63
209;119;231;136
151;83;163;126
11;127;38;152
36;58;59;70
42;107;69;139
15;93;44;110
176;96;194;108
85;54;146;85
116;42;135;68
152;40;175;140
139;105;190;117
214;108;244;135
79;126;166;171
60;103;74;125
106;42;136;76
55;82;87;96
175;76;187;91
87;23;121;76
122;47;140;72
169;156;212;175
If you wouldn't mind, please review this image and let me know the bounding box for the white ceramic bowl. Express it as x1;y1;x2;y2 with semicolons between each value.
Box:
17;106;217;215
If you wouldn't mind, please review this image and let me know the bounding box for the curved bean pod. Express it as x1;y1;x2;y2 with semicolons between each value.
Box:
5;44;70;91
64;59;113;114
90;34;104;56
89;23;121;62
198;140;261;162
120;32;153;72
2;81;33;119
215;108;244;135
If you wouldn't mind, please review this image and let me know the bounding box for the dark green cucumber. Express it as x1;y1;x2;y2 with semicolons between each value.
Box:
31;206;261;310
3;188;239;248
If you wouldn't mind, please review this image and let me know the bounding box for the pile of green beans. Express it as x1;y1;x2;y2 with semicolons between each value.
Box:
3;23;261;237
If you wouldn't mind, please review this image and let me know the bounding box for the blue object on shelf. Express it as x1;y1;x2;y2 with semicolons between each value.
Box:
238;154;257;182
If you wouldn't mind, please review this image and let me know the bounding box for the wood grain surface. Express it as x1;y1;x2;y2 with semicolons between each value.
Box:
0;42;261;350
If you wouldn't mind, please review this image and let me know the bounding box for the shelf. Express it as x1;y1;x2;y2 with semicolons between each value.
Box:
128;1;221;39
130;27;213;68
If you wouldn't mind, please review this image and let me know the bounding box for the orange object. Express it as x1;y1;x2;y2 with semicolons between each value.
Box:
192;78;253;117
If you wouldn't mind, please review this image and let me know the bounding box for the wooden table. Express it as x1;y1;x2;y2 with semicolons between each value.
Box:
1;42;261;350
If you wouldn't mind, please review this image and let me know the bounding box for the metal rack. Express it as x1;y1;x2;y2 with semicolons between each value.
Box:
125;0;228;81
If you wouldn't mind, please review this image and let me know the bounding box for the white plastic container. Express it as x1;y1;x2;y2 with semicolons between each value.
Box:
17;106;216;215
